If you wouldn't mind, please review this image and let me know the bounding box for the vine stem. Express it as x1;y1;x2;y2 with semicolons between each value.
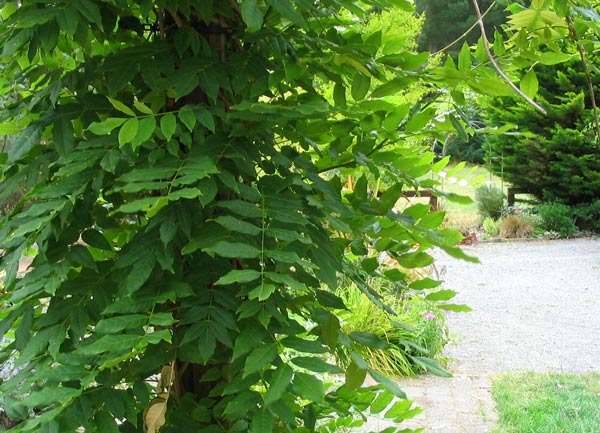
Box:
432;0;498;56
470;0;547;115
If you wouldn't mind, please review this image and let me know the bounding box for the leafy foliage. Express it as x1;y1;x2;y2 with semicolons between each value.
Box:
2;0;596;432
0;1;484;432
573;199;600;232
537;202;578;238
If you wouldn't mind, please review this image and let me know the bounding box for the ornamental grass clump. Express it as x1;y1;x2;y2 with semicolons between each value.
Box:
499;215;534;238
338;282;449;378
475;185;505;220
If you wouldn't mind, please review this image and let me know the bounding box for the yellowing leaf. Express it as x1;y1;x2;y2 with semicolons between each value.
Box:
144;395;168;433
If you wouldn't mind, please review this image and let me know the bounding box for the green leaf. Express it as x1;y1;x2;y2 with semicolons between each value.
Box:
290;356;343;374
214;215;262;236
409;277;442;290
264;364;293;406
370;390;394;414
125;254;156;294
95;314;147;334
233;323;265;360
321;314;340;348
539;51;572;65
132;116;156;149
88;117;126;135
383;399;415;420
134;100;154;115
118;117;139;146
265;0;307;27
425;290;456;301
438;304;472;313
204;241;260;259
107;97;136;116
345;362;367;391
241;0;264;32
160;113;177;141
397;252;434;268
7;124;43;163
350;332;389;349
53;118;74;155
217;200;262;218
82;229;113;251
179;109;196;132
248;283;277;301
409;356;452;377
520;69;539;99
20;386;81;409
196;109;215;132
281;337;326;354
244;343;278;378
215;269;261;285
458;42;472;71
371;76;417;98
369;369;406;398
333;82;346;108
252;409;273;433
315;290;347;310
292;372;324;402
79;334;143;355
75;0;102;26
351;73;370;101
70;244;97;270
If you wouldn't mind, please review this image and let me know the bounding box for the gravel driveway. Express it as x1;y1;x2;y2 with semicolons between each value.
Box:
438;238;600;375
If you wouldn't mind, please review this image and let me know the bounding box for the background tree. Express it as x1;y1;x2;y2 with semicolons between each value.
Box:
415;0;508;56
484;60;600;205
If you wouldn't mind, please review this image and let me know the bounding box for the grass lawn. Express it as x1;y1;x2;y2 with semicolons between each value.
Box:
492;372;600;433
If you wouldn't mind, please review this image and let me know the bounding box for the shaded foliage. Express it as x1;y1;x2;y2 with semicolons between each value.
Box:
0;1;477;432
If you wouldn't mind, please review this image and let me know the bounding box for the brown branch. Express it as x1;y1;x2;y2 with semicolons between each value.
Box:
566;15;600;144
166;7;184;28
470;0;547;115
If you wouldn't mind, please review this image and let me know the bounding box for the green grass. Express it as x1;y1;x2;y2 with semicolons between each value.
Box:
492;372;600;433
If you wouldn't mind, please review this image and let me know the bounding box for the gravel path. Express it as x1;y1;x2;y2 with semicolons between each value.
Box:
440;238;600;374
365;238;600;433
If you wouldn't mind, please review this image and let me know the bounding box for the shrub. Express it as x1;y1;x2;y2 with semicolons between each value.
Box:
338;283;449;377
475;185;505;220
482;216;500;237
499;215;534;238
537;202;577;238
573;200;600;232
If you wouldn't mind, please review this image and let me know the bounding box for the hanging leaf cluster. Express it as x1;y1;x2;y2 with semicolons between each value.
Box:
0;1;489;432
